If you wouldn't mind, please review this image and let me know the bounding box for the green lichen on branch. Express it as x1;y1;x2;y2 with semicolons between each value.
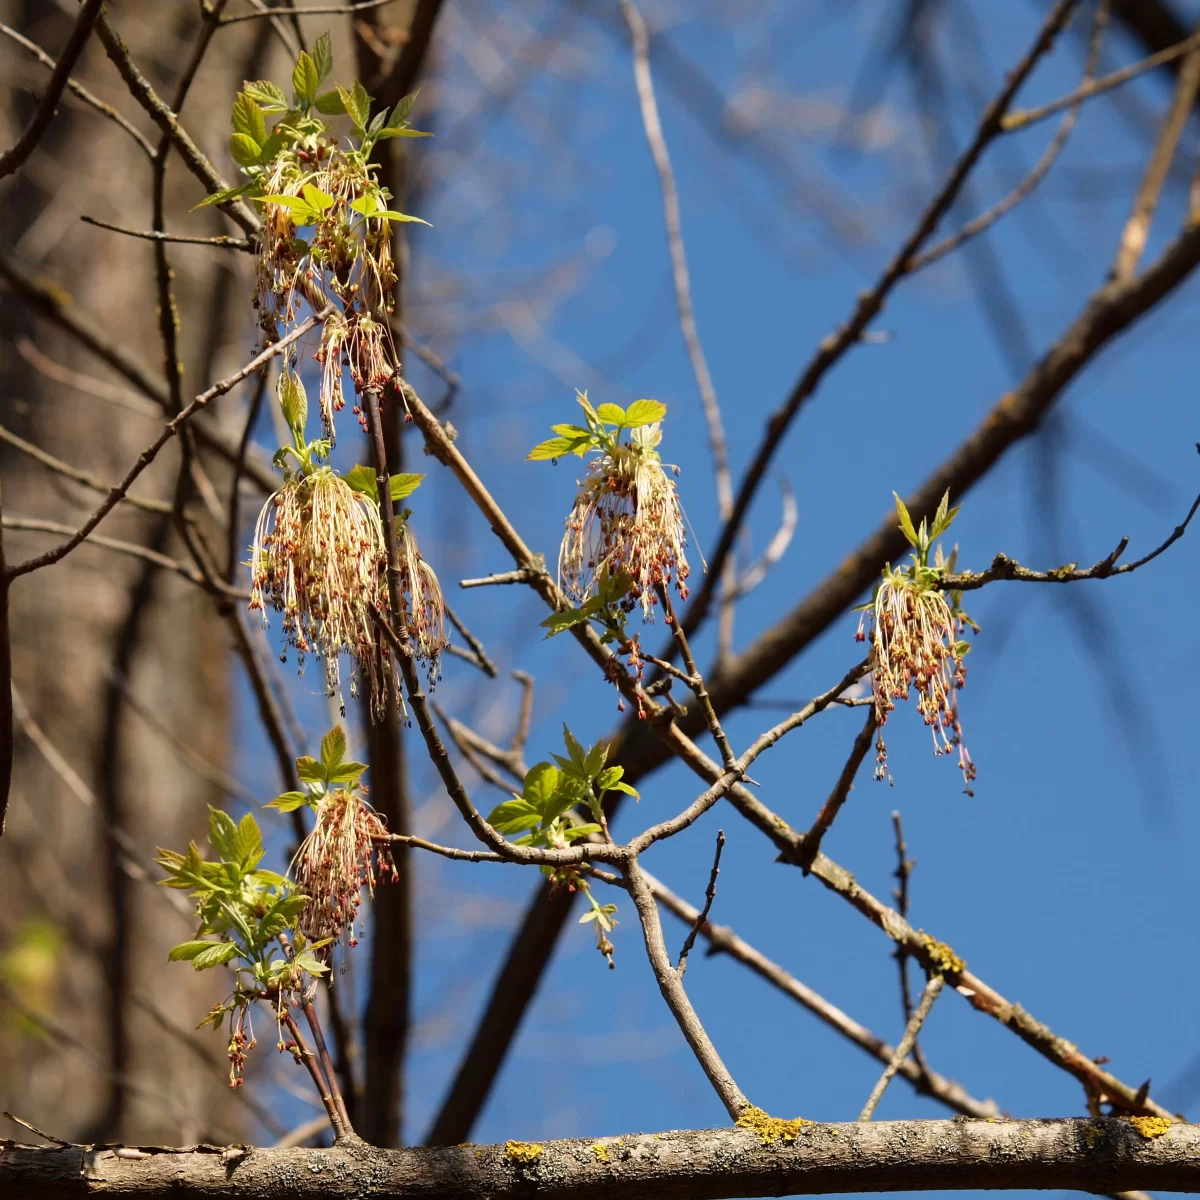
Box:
922;934;965;976
736;1105;813;1145
504;1141;544;1164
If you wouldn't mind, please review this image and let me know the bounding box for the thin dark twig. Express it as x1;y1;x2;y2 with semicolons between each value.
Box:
226;370;270;582
4;313;325;581
221;0;402;23
942;482;1200;592
677;829;724;976
0;0;106;179
910;0;1110;273
80;215;253;251
795;706;876;869
858;974;946;1121
281;1010;345;1140
891;810;931;1080
1003;27;1200;131
459;568;537;588
443;600;497;677
668;0;1081;651
0;22;155;158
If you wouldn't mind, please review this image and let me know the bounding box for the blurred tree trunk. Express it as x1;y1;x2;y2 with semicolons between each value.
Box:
0;1;273;1145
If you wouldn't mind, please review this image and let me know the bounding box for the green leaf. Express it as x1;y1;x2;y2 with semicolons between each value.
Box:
321;726;347;771
193;942;240;971
562;823;602;843
930;490;961;540
336;80;371;132
231;812;263;866
389;89;420;127
231;92;267;145
256;193;309;211
596;765;624;791
325;760;368;784
541;774;586;825
521;763;559;810
624;399;666;427
485;798;542;835
314;89;346;115
953;640;972;658
596;403;626;425
609;780;640;799
389;473;425;502
278;369;307;438
367;108;389;136
372;209;431;226
561;724;587;771
169;940;219;962
893;492;919;548
527;436;578;461
344;464;378;500
311;32;333;84
208;807;239;860
583;739;608;778
540;608;590;636
243;79;288;112
257;131;289;165
229;132;263;166
292;51;320;104
350;193;379;216
296;756;324;783
266;790;311;813
373;127;433;140
293;951;329;976
193;181;256;210
300;183;335;212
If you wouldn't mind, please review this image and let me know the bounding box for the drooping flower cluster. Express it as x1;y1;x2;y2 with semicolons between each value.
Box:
856;492;977;793
250;463;394;712
294;787;397;949
215;38;449;713
531;394;690;620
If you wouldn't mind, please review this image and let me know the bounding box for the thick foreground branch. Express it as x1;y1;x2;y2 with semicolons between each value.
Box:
1;1118;1193;1198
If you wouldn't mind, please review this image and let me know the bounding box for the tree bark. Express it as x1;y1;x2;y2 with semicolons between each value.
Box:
3;1118;1197;1199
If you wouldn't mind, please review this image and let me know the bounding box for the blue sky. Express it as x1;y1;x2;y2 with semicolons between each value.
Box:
229;3;1200;1193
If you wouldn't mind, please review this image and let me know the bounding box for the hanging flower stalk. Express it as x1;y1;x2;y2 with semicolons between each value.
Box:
856;492;978;794
529;392;692;619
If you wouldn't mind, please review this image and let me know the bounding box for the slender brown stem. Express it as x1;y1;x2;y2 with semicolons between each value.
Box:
658;585;735;769
282;1010;346;1140
795;706;876;869
676;829;724;976
858;975;946;1122
301;1000;354;1137
623;854;747;1119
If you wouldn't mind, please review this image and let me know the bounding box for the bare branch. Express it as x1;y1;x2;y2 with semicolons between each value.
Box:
858;975;946;1121
0;0;105;179
676;829;724;976
220;0;404;24
4;1118;1199;1197
4;312;325;581
1113;17;1200;279
80;216;252;251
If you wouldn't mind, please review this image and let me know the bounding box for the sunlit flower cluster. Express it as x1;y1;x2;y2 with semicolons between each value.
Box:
857;568;975;793
250;466;393;712
560;422;690;619
294;788;397;948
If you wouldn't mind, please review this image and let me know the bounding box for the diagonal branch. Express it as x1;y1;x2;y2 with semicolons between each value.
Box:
0;0;106;179
3;1118;1197;1197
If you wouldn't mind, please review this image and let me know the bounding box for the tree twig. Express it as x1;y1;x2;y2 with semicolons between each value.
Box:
676;829;724;976
0;0;106;179
858;975;946;1121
